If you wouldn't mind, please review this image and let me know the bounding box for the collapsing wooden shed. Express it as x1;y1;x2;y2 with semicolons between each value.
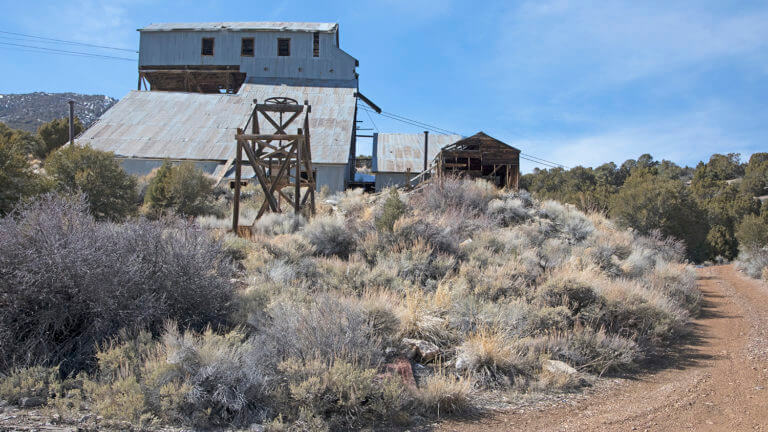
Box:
435;132;520;189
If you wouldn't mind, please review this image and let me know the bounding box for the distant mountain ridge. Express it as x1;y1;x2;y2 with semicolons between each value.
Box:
0;92;117;133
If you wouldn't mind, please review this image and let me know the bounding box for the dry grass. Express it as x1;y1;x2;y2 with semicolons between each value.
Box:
1;178;702;430
414;369;473;417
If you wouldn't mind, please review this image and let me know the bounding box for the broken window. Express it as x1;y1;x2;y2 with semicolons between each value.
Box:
313;32;320;57
278;38;290;56
201;38;214;56
241;38;254;56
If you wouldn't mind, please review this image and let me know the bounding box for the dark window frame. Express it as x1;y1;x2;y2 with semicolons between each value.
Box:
201;38;214;56
241;37;254;56
277;38;290;56
313;32;320;57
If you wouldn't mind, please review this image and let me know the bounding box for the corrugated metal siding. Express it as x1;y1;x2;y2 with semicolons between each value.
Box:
140;22;338;32
373;133;463;174
79;81;356;165
139;31;356;81
375;172;412;192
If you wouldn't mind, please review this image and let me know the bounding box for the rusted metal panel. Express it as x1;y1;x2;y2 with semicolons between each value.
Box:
372;133;462;174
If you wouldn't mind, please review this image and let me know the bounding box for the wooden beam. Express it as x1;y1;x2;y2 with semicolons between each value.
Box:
232;141;242;232
236;133;303;142
214;156;235;187
254;104;305;113
295;129;302;213
239;129;279;211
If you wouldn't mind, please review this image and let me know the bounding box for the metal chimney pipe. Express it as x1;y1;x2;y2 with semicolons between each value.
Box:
68;100;75;145
423;130;429;172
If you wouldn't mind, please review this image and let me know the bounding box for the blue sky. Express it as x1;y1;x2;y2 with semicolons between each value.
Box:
2;0;767;172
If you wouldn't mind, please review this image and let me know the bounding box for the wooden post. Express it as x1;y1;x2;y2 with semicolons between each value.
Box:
406;167;412;189
233;135;242;233
295;129;302;214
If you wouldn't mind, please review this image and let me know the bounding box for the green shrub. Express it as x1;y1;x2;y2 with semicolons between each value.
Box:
0;366;61;405
376;187;407;232
144;161;217;217
537;276;600;315
735;214;768;249
87;325;271;429
37;117;83;158
277;358;404;429
0;139;50;214
611;169;707;260
302;215;355;258
542;328;641;375
46;145;137;221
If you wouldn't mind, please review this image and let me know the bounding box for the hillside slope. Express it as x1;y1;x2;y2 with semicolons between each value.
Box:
0;92;116;132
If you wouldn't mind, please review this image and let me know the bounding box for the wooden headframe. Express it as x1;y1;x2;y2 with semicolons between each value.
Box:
232;97;316;233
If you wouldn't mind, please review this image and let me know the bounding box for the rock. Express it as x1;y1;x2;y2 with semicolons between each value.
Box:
459;238;473;247
19;396;45;408
383;357;416;388
79;414;93;423
402;338;440;362
411;362;433;382
455;355;470;372
543;359;578;375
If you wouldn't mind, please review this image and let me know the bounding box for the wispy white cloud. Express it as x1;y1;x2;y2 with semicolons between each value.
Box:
498;0;768;90
18;0;143;50
484;0;768;171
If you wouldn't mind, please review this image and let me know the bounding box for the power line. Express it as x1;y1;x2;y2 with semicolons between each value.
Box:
0;41;137;61
520;155;560;169
357;103;572;169
363;105;378;133
357;104;458;135
357;104;457;135
0;30;137;53
521;153;570;169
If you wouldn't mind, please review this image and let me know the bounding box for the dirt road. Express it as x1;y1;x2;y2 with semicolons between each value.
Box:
439;265;768;432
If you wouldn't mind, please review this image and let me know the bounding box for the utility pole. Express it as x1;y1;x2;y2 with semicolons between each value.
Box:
423;130;429;172
68;100;75;145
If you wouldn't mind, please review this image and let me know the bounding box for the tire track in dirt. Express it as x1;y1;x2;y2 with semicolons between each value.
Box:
438;265;768;432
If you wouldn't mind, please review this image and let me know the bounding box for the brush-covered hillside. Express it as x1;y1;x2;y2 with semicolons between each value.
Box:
0;92;116;132
0;178;699;431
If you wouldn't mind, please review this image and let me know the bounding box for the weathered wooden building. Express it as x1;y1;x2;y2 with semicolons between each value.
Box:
79;22;379;193
435;132;520;189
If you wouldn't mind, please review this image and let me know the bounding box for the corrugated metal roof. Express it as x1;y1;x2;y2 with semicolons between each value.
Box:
78;81;356;165
373;133;462;173
140;22;338;33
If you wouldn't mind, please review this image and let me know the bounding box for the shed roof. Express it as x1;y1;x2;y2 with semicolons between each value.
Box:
78;81;356;165
373;133;463;173
442;131;520;153
139;22;338;33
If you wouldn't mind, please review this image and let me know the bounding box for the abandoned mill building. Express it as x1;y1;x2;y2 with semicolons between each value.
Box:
78;21;380;193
